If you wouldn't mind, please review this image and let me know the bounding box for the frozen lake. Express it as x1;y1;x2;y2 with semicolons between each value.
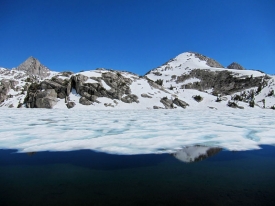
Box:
1;109;275;154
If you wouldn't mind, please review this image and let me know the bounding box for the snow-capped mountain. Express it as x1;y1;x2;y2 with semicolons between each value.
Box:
0;52;274;110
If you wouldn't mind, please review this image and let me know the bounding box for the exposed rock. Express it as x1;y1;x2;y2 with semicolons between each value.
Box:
58;71;74;77
41;79;69;99
66;101;76;109
160;97;174;109
35;89;58;108
71;74;89;94
191;52;224;68
153;106;163;109
227;101;244;109
0;79;19;102
141;93;152;98
177;69;268;95
173;98;189;109
101;72;133;100
104;103;114;107
1;79;19;90
146;78;169;94
16;56;50;78
227;62;245;70
121;94;139;103
193;95;203;102
79;97;92;105
152;71;162;76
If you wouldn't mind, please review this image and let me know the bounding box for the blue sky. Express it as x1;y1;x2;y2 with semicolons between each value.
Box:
1;0;274;75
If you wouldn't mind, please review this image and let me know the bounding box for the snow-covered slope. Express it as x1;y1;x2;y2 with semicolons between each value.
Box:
146;52;265;88
1;53;275;110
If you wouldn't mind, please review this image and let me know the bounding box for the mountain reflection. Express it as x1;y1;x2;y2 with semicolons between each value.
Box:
26;152;36;156
173;146;222;163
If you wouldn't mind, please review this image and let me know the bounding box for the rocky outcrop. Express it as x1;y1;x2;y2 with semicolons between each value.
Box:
160;97;174;109
66;101;76;109
101;72;132;100
227;101;244;109
191;52;224;68
121;94;139;103
41;78;70;99
16;56;50;78
0;79;19;102
160;97;189;109
79;97;93;105
176;69;269;95
141;93;152;98
173;98;189;108
35;89;58;108
71;74;89;94
227;62;245;70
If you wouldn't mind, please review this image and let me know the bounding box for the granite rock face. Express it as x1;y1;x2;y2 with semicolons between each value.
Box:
0;79;19;102
176;69;268;95
227;62;245;70
35;89;58;108
16;56;51;78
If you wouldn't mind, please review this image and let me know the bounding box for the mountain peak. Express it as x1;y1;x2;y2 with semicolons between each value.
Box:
16;56;51;78
227;62;245;70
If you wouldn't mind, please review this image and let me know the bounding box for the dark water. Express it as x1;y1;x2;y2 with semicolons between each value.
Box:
0;146;275;206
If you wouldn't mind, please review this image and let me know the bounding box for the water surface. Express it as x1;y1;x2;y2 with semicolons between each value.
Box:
1;146;275;206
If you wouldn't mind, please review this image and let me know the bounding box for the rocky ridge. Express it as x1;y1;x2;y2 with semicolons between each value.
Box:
1;52;275;110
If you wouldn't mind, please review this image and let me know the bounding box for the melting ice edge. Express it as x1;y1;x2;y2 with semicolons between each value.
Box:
1;109;275;154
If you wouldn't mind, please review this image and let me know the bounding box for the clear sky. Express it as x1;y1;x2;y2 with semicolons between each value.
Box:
1;0;274;75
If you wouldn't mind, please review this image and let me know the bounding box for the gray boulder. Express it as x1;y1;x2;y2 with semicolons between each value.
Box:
79;97;92;105
173;98;189;109
66;101;76;109
153;106;164;109
160;97;174;109
41;79;69;99
121;94;139;103
141;93;152;98
227;101;244;109
35;89;58;108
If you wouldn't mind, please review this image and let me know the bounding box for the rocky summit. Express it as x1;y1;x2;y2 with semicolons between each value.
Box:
16;56;51;78
227;62;245;70
0;52;275;110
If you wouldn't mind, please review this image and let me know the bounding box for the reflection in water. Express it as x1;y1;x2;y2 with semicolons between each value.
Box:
26;152;36;156
173;146;222;163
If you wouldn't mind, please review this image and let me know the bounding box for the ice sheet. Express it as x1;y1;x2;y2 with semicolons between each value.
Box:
0;109;274;154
